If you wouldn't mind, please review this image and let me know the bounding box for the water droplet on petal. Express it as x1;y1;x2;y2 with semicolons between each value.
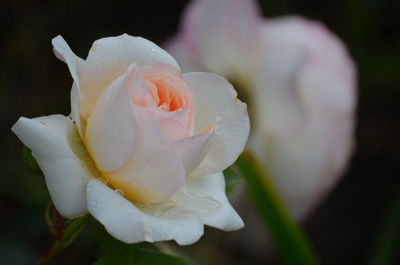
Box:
90;200;98;206
114;189;125;196
151;48;156;52
154;210;162;217
144;227;153;241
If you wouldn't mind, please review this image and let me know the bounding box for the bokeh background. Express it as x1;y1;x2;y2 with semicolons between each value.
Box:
1;0;399;264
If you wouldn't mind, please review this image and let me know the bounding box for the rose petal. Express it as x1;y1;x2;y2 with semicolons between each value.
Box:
249;16;356;219
170;172;244;230
70;83;82;132
184;72;250;176
173;132;214;176
251;35;309;136
52;36;84;134
80;34;180;118
85;66;137;172
252;118;354;219
164;38;202;73
251;17;355;137
104;106;186;203
52;35;83;86
168;0;261;78
137;107;194;140
87;178;204;245
11;115;93;218
106;146;186;203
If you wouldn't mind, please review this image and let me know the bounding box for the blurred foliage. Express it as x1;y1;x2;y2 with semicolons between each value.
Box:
1;0;399;264
223;167;244;194
93;221;189;265
35;214;91;265
22;146;42;176
366;183;400;265
235;153;319;265
0;160;49;264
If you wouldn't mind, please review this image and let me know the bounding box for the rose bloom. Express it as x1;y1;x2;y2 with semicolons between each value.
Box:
167;0;356;220
12;35;250;245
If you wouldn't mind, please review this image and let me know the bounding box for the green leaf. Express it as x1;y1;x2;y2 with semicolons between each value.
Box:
22;146;43;175
234;152;320;265
93;221;189;265
62;214;91;246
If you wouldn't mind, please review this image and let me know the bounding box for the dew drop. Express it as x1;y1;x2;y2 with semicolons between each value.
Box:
153;210;162;217
144;227;153;241
164;201;176;209
114;189;125;196
90;200;98;206
151;48;156;52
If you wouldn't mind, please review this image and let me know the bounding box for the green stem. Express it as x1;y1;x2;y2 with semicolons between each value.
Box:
366;183;400;265
234;152;320;265
35;238;66;265
35;214;90;265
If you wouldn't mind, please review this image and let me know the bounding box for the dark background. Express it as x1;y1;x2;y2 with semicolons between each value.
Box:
1;0;400;264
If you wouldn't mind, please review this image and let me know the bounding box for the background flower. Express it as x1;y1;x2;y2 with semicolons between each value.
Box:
166;0;357;220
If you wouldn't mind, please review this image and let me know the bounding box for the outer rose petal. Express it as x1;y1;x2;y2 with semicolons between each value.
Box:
87;172;242;245
169;0;261;78
170;172;244;230
173;132;214;176
184;72;250;176
164;38;202;73
70;83;82;133
87;178;204;245
249;16;356;219
52;36;84;134
250;36;309;136
11;115;94;218
80;34;180;118
85;66;137;172
251;17;355;136
52;35;83;88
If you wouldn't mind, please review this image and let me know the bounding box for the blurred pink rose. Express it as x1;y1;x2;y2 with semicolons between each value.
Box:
167;0;356;219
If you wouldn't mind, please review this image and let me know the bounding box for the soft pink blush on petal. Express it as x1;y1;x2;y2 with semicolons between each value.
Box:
125;64;194;140
144;107;194;140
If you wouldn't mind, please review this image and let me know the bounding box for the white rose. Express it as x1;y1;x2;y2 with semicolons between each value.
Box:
11;34;250;245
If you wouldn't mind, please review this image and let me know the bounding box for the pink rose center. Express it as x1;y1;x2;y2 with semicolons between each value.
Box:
129;64;191;112
126;64;194;141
